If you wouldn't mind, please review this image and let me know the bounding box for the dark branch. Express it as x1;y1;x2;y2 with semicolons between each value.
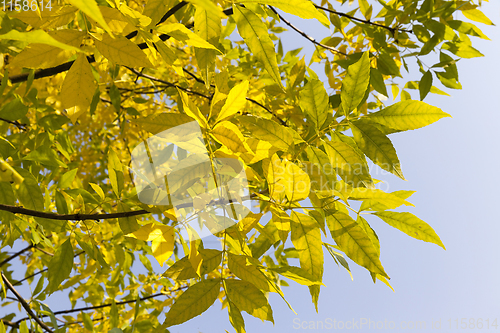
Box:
2;273;54;333
8;5;234;84
14;286;188;325
269;6;346;56
315;5;412;34
0;244;34;267
0;203;149;221
0;117;27;131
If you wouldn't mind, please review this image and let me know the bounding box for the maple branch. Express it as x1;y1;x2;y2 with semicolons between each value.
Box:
1;273;54;333
269;6;346;56
315;5;412;34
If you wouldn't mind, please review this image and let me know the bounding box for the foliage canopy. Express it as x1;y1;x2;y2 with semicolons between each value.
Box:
0;0;492;332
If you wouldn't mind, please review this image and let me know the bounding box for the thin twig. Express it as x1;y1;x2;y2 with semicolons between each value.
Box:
14;286;188;325
126;67;212;99
181;67;288;126
0;117;27;131
269;6;346;56
1;273;54;333
315;5;412;34
0;244;34;267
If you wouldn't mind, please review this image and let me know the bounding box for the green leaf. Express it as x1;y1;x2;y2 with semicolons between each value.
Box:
59;168;78;189
299;79;329;131
47;237;74;293
322;139;373;188
0;29;81;51
419;70;433;101
15;169;44;211
163;279;220;327
442;42;484;58
117;202;140;234
108;149;124;198
239;0;330;26
323;243;353;280
366;100;451;132
228;253;270;291
239;116;293;151
341;51;370;114
353;188;415;211
377;51;400;76
0;98;28;121
228;301;246;333
327;212;388;278
225;279;274;323
233;5;283;88
370;68;388;97
373;211;445;249
350;120;404;180
290;211;323;310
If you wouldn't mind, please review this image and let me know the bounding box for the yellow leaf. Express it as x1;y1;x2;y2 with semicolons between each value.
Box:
262;154;286;202
94;34;152;68
238;116;294;152
13;6;77;29
68;0;113;34
156;23;222;51
118;3;151;27
127;223;175;266
164;279;220;327
89;182;104;200
11;30;85;69
239;0;330;26
143;0;175;26
270;205;290;242
282;160;310;202
290;211;323;282
176;88;208;127
233;5;283;88
327;212;389;278
60;54;96;123
0;30;80;51
211;121;250;154
186;0;225;18
0;159;24;185
225;279;274;323
228;253;271;292
216;80;249;123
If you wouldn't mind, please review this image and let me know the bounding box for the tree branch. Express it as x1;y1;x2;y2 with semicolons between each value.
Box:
13;286;188;325
315;5;412;34
8;5;234;84
269;6;346;56
0;117;27;131
0;203;149;221
1;273;54;333
0;244;34;267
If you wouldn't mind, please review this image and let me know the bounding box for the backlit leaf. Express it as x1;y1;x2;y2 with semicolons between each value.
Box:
225;279;274;323
233;5;283;88
341;51;370;114
164;279;220;327
373;211;445;249
47;238;74;293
